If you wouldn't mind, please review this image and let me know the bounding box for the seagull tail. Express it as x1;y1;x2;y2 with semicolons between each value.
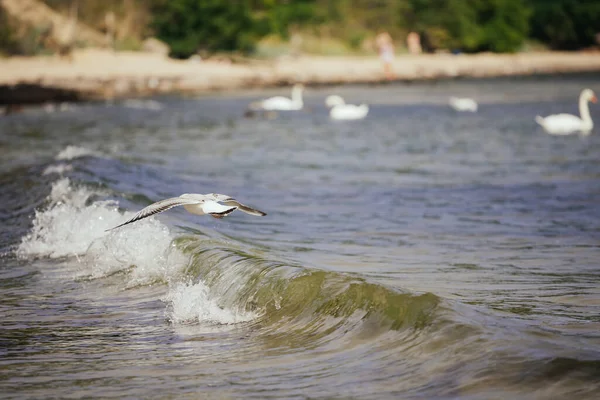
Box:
237;204;267;217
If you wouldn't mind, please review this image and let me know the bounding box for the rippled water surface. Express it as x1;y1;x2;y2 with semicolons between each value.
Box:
1;75;600;399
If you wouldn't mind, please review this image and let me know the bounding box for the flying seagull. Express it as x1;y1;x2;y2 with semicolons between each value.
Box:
107;193;266;231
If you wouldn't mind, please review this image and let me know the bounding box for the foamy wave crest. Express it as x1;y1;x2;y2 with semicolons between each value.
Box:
165;281;257;325
55;145;98;161
43;163;73;176
86;223;188;285
17;178;253;324
47;177;92;207
17;178;189;285
17;178;121;258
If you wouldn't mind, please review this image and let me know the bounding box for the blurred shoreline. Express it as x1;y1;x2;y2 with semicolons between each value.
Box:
2;49;600;105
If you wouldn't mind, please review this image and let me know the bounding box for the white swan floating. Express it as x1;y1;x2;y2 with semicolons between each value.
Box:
108;193;266;231
535;88;597;135
325;95;369;120
250;84;304;111
449;97;478;112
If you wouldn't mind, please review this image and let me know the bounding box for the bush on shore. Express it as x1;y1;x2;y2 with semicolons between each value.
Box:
1;0;598;57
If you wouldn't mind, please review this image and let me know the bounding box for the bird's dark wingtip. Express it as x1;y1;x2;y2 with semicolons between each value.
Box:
105;221;131;232
209;206;237;219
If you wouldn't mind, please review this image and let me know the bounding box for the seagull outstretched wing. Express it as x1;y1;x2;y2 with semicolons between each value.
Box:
107;196;204;231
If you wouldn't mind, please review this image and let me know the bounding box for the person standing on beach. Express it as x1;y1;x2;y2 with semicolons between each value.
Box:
375;32;395;80
407;32;422;55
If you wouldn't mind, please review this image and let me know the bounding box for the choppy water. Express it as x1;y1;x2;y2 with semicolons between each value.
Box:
1;75;600;399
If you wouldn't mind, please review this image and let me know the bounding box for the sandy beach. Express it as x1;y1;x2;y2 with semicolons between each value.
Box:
2;49;600;104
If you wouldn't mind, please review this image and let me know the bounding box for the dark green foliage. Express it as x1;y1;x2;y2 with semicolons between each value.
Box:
145;0;600;56
403;0;530;53
528;0;600;50
265;0;324;38
148;0;598;55
0;7;18;55
150;0;260;58
3;0;598;56
480;0;531;52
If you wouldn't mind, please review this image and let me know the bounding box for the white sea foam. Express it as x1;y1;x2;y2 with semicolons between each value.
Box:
47;177;92;207
55;145;97;161
165;281;257;325
17;178;252;325
18;178;188;284
17;178;117;258
42;163;73;176
86;221;188;285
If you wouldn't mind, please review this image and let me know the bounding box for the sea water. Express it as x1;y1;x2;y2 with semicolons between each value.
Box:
1;75;600;399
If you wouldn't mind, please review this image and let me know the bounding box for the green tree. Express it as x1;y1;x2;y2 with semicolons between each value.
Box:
480;0;531;52
0;7;17;55
151;0;260;58
529;0;600;50
402;0;479;51
403;0;529;53
251;0;324;39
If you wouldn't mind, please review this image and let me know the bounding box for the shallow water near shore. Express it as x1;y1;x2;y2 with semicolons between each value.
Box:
1;75;600;399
